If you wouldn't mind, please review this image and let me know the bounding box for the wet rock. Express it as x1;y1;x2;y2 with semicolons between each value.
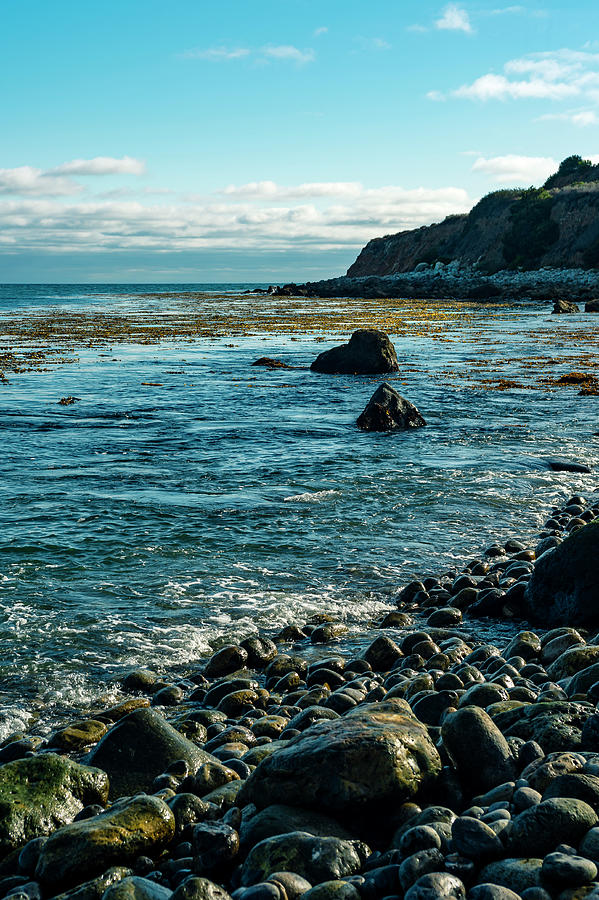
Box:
192;821;239;872
404;872;465;899
35;795;175;889
238;700;441;814
356;383;425;432
86;707;224;798
300;881;360;900
122;670;159;693
492;701;593;753
507;798;597;856
525;522;599;626
240;638;277;669
441;707;516;794
240;832;367;886
553;299;580;314
541;851;597;887
547;459;592;473
477;858;543;894
239;805;353;852
171;878;232;900
548;646;599;681
47;720;108;751
50;866;132;900
102;877;172;900
310;329;399;375
451;817;503;861
205;646;248;677
361;636;403;671
0;754;109;855
251;359;292;370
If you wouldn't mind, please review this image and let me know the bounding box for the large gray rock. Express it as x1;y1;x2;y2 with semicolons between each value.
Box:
238;699;441;814
0;753;109;855
357;383;425;432
524;522;599;626
441;707;515;795
35;795;175;889
507;798;597;856
240;832;368;885
311;329;399;375
86;707;224;798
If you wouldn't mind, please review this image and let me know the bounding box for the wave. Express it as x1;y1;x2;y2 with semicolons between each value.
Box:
283;489;341;503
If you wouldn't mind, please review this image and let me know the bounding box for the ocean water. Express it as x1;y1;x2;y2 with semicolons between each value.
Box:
0;284;597;739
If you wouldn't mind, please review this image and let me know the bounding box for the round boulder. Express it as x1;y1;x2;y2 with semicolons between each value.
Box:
311;329;399;375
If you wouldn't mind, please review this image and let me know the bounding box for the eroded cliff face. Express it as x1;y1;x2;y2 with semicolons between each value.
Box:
347;181;599;278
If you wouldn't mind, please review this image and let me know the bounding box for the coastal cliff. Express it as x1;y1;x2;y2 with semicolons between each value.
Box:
276;156;599;300
348;155;599;277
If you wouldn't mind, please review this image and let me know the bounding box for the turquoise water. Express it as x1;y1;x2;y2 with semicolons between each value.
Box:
0;284;597;738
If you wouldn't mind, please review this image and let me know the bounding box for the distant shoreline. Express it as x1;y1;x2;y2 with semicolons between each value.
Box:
273;265;599;302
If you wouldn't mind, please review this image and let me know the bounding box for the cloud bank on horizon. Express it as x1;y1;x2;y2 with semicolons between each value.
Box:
2;0;599;280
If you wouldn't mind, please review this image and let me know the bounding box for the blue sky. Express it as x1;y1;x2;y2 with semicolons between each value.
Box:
1;0;599;282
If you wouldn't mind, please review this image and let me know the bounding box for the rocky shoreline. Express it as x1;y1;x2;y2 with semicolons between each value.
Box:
270;266;599;303
2;492;599;900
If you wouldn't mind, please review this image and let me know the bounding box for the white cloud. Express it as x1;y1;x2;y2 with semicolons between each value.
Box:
489;5;526;13
314;26;328;37
538;109;599;126
0;182;472;255
435;4;473;33
51;156;146;176
181;46;250;61
436;48;599;104
0;166;81;197
261;45;315;64
471;154;557;183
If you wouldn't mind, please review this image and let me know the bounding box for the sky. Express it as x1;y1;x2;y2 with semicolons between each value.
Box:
2;0;599;283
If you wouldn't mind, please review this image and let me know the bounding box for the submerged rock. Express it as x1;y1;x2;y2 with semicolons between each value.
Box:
525;521;599;626
553;299;579;314
311;329;399;375
251;358;292;370
238;699;441;814
0;754;109;855
547;458;592;473
356;383;426;432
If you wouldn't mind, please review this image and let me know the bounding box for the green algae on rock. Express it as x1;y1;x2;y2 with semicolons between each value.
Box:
238;699;441;814
0;753;109;855
35;795;175;889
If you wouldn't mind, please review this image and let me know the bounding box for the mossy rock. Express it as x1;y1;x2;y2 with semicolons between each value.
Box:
35;795;175;889
0;753;109;855
48;720;108;751
238;699;441;814
240;832;368;886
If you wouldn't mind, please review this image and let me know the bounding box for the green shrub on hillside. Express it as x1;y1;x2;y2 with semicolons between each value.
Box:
503;187;559;269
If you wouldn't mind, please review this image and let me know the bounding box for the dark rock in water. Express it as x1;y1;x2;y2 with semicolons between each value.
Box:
239;804;353;853
86;707;226;799
553;299;579;314
357;383;426;432
586;298;599;312
441;707;516;794
524;521;599;626
251;358;292;370
547;458;592;473
0;754;109;856
240;832;368;886
35;795;175;889
311;329;399;375
238;699;441;814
